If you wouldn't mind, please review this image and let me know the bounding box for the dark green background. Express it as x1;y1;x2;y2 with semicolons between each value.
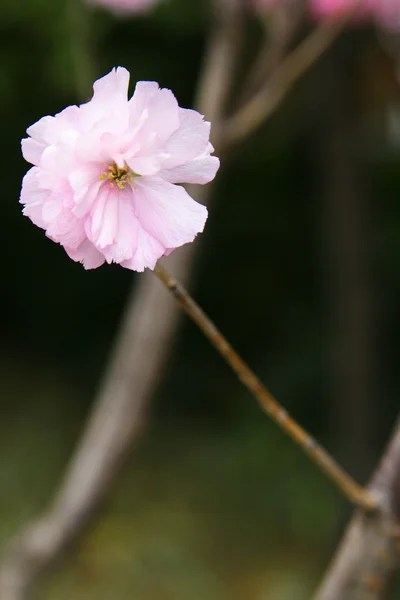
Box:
1;1;400;597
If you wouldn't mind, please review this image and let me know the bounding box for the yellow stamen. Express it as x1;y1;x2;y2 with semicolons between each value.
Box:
100;162;138;189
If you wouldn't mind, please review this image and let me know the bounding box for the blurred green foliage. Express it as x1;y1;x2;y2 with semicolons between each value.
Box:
2;0;400;598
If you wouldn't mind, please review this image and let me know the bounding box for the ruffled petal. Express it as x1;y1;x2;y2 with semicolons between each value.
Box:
160;153;220;185
69;165;103;216
20;167;49;228
161;108;211;169
134;84;180;142
80;68;130;137
133;177;207;249
40;144;77;179
92;67;130;104
41;194;63;223
85;185;118;248
125;152;163;176
101;188;140;262
65;239;105;269
128;82;160;125
21;138;46;166
85;186;140;263
123;81;180;175
121;226;164;271
26;115;55;143
47;212;86;250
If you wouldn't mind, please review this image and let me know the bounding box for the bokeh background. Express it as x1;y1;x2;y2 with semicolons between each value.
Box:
2;0;400;598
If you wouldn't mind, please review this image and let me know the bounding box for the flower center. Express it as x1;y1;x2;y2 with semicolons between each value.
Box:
100;162;138;190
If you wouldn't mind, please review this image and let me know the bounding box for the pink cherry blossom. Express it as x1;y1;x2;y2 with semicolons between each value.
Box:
87;0;160;14
309;0;400;29
308;0;373;20
20;67;219;271
375;0;400;30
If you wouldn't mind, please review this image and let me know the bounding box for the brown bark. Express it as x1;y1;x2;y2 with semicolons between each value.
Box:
314;418;400;600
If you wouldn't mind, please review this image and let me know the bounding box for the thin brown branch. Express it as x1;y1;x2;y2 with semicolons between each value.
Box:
313;417;400;600
196;0;245;131
238;0;303;105
224;13;352;146
153;263;377;512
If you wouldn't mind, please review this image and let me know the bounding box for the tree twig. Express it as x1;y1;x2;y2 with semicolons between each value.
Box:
238;0;303;105
225;12;354;146
153;263;377;512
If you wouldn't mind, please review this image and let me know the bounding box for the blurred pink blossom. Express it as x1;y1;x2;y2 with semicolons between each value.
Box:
20;67;219;271
309;0;400;29
375;0;400;30
87;0;160;14
308;0;373;20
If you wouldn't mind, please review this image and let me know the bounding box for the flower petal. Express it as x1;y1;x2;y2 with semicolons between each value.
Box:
26;115;55;143
102;188;140;262
133;84;180;142
121;226;164;271
133;177;207;249
69;165;103;215
65;239;105;269
161;108;212;169
124;81;181;175
85;186;140;263
85;185;118;248
92;67;130;104
80;68;130;138
160;153;220;185
20;167;48;228
21;138;46;166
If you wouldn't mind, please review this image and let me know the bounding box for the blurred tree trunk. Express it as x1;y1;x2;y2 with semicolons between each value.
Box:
312;42;400;600
319;43;378;483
